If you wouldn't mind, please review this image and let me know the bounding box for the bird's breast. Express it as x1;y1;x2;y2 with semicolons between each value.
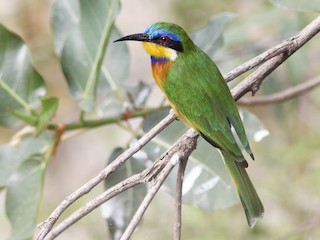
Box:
151;59;172;91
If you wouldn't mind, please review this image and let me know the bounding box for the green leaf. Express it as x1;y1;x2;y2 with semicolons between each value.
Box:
191;12;236;57
0;134;52;239
270;0;320;12
35;97;59;135
0;134;50;189
52;0;128;112
0;24;45;127
6;158;45;240
142;109;268;211
102;148;147;240
8;110;37;126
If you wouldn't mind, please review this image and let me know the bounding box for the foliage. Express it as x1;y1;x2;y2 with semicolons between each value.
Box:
0;0;319;239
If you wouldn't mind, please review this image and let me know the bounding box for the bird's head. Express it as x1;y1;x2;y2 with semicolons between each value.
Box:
114;22;193;61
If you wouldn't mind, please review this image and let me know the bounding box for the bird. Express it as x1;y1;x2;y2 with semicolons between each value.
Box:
114;22;264;227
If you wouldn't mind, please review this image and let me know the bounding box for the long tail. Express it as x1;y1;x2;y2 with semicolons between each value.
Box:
222;151;264;227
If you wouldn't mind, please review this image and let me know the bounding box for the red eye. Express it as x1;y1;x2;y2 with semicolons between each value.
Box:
160;36;169;44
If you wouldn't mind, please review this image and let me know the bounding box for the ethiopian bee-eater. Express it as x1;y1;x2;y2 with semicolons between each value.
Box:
114;22;264;227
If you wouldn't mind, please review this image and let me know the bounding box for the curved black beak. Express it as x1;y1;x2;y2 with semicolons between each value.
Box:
114;33;150;43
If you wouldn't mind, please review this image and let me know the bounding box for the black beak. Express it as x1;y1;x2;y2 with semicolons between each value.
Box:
114;33;150;43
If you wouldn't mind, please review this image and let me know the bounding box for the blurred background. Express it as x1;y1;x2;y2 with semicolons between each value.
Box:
0;0;320;239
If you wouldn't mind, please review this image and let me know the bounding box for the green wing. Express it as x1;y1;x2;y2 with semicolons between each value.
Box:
164;46;252;162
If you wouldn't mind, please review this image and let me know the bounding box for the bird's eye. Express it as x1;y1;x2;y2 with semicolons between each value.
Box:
160;36;169;44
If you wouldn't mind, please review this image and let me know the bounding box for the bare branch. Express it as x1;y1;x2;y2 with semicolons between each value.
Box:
120;159;175;240
237;76;320;106
43;129;198;240
173;154;189;240
120;129;198;240
37;112;176;240
44;171;144;240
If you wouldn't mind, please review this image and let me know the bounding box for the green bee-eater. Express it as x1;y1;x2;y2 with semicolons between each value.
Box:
115;22;264;227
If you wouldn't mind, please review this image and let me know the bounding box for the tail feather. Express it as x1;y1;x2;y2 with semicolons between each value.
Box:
223;151;264;227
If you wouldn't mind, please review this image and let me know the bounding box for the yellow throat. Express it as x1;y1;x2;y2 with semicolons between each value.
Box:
142;42;177;61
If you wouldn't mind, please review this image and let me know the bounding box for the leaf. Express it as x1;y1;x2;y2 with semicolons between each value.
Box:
240;109;269;143
191;12;236;57
35;97;59;135
270;0;320;12
0;24;45;127
142;109;268;211
6;158;45;240
102;148;147;240
0;133;52;239
52;0;129;112
0;134;49;189
8;110;37;126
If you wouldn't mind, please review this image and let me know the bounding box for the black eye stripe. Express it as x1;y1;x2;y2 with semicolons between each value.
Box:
154;37;183;52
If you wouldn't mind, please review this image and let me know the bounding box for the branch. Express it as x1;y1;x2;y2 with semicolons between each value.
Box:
121;129;198;240
173;153;189;240
237;76;320;106
44;170;144;240
37;112;176;240
47;106;170;131
43;129;198;240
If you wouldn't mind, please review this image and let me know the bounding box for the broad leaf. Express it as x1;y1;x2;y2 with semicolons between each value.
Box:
0;134;50;189
0;24;45;127
52;0;129;111
270;0;320;12
1;133;52;240
191;12;236;57
6;158;45;240
142;109;268;211
102;148;147;240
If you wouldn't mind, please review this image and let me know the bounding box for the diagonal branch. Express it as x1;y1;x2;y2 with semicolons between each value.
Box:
43;129;198;240
237;75;320;106
37;112;176;240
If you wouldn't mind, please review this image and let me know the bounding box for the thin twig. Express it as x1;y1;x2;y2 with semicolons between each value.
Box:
37;112;176;240
237;75;320;106
44;171;145;240
173;154;189;240
120;159;175;240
